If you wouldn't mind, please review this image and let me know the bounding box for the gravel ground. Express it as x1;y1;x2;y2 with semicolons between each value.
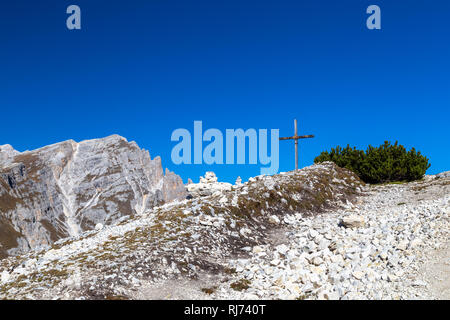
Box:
207;176;449;300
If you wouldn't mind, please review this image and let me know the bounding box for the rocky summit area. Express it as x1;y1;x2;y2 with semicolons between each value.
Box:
0;137;448;300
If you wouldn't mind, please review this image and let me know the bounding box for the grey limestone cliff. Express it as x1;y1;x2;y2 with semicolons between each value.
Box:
0;135;186;258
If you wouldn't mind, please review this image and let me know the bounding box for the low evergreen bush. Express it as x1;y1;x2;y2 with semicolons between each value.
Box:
314;141;430;184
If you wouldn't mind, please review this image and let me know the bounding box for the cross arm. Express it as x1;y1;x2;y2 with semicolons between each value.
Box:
279;134;315;141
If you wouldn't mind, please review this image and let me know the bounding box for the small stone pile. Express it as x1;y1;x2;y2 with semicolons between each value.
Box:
186;172;233;197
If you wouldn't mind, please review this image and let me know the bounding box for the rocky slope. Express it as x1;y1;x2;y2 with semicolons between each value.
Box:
0;135;186;258
0;162;363;299
0;162;448;300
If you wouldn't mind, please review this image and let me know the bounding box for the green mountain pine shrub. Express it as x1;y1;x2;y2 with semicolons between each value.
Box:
314;141;430;184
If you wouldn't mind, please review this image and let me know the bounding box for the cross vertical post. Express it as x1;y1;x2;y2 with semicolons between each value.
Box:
294;119;298;170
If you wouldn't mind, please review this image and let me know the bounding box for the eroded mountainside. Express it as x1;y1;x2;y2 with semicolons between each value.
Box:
0;135;186;258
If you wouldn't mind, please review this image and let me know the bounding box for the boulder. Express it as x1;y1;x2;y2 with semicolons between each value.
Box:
340;215;365;228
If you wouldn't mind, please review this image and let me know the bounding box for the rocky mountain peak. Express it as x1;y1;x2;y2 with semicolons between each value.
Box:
0;135;186;258
0;144;20;166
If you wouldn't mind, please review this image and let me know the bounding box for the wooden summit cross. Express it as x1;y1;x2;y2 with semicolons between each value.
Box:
279;119;315;170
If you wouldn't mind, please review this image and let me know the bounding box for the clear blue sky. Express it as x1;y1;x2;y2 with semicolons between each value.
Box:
0;0;449;183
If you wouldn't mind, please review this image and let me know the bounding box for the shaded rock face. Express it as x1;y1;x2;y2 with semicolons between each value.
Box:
0;135;186;258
